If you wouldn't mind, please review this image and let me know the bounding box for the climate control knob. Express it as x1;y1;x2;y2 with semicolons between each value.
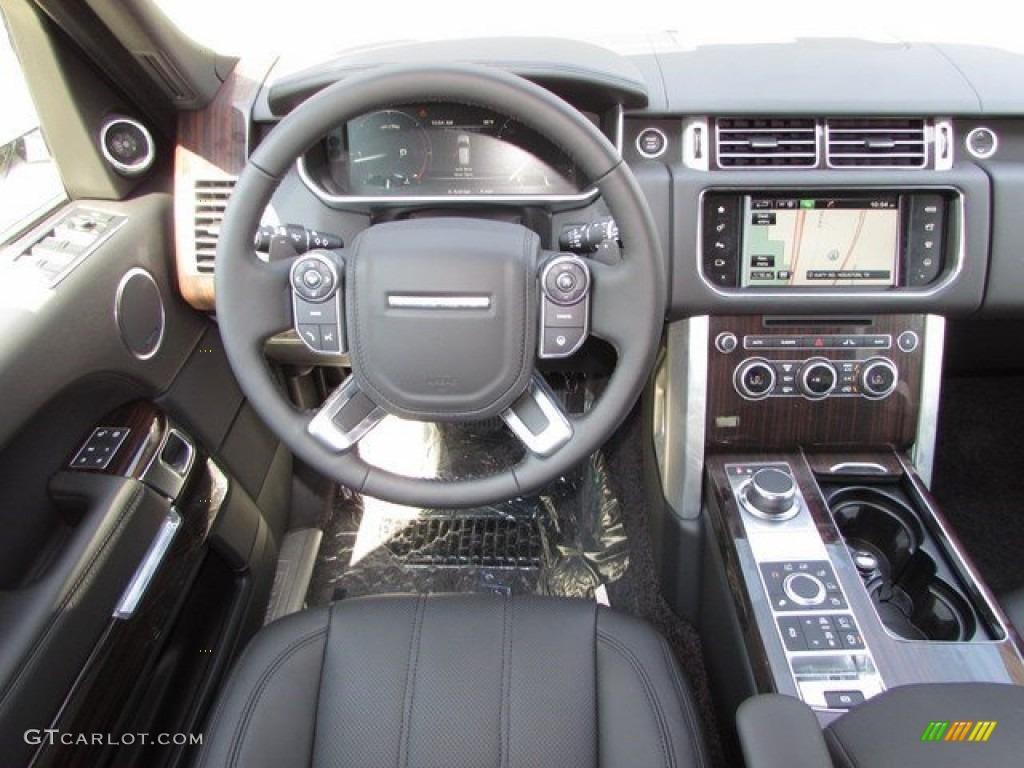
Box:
799;358;837;399
859;357;898;399
734;358;776;400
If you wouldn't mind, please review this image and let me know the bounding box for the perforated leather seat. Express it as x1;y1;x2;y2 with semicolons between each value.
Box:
197;593;709;768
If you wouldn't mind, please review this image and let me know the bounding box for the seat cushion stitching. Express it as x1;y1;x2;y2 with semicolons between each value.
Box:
597;629;674;768
308;602;334;765
500;593;512;768
399;594;427;768
225;627;327;768
657;637;707;768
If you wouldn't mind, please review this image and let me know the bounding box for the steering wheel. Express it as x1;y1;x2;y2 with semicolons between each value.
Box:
216;64;665;508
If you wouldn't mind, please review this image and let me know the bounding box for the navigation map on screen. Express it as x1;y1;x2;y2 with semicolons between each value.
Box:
740;196;900;287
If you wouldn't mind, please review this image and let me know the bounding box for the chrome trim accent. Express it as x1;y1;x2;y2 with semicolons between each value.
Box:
654;318;709;519
113;508;182;619
715;118;819;170
308;376;387;453
896;452;1009;641
681;117;710;171
539;255;590;359
387;295;491;309
140;427;196;501
799;359;837;400
695;187;966;300
783;572;827;606
297;154;601;207
500;376;572;457
613;103;624;156
965;126;998;160
114;267;165;361
99;116;155;177
733;358;776;401
635;126;668;159
825;119;928;170
934;118;954;169
827;462;889;474
911;314;946;487
858;357;899;400
739;479;801;522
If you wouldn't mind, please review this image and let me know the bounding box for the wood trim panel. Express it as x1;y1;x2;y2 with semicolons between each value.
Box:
174;58;273;311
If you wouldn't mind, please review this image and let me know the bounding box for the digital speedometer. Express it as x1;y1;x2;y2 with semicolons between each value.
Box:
346;109;431;190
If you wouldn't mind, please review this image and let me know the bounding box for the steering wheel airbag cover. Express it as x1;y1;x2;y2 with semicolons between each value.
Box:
347;218;538;421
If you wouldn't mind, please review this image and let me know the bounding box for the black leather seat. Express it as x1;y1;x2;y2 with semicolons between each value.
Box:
197;593;709;768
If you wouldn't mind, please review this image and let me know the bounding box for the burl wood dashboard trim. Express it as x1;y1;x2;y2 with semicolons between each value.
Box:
175;58;274;311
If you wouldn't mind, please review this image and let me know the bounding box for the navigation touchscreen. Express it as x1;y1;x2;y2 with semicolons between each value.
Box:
739;195;900;287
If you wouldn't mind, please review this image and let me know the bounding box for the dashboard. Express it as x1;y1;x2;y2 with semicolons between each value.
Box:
297;103;591;201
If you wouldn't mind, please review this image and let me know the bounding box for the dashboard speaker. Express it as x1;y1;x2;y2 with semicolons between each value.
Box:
116;268;165;360
100;115;155;177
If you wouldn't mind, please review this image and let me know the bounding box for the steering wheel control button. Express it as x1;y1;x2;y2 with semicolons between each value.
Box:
542;255;590;305
799;359;837;399
734;358;776;400
858;357;898;399
715;332;738;354
543;327;586;357
742;467;799;521
290;253;338;302
298;325;322;350
636;127;668;159
544;299;586;328
295;297;337;324
320;325;341;353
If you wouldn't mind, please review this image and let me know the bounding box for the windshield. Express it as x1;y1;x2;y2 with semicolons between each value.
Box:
154;0;1024;58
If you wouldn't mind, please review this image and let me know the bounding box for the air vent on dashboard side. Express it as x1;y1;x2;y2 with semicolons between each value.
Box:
194;179;235;274
825;118;927;168
715;118;818;168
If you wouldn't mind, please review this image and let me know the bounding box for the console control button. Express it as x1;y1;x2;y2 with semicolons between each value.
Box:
897;330;920;353
734;358;776;400
859;357;898;399
825;690;865;709
784;572;827;606
715;332;738;354
745;467;797;519
799;359;837;399
778;617;807;651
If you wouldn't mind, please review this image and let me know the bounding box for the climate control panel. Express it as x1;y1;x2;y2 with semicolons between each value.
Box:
707;315;925;450
733;355;899;401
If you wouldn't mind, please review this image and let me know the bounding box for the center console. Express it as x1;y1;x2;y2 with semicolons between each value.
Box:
695;313;1024;727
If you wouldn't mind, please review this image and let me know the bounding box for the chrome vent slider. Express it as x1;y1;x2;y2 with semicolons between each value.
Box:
715;117;818;168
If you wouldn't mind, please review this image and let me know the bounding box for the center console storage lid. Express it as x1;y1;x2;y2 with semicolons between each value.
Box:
824;683;1024;767
738;694;833;768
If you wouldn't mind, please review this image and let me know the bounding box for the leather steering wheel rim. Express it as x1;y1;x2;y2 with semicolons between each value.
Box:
216;63;665;507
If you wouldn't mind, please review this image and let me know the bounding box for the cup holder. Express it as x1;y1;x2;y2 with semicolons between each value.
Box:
829;486;977;642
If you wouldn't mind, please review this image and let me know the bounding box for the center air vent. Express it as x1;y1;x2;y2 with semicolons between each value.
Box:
715;118;818;168
193;179;235;274
826;119;927;168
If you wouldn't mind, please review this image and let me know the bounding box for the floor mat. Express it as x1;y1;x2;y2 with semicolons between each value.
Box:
932;374;1024;596
305;408;725;766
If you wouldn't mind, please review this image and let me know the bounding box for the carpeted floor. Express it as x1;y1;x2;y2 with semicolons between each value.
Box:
304;408;725;767
932;374;1024;597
